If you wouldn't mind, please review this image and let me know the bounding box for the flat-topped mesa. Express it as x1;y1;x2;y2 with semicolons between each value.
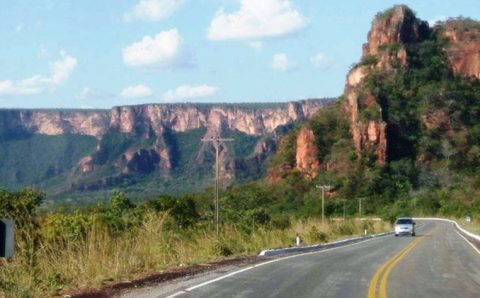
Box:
108;101;326;138
0;100;327;141
442;19;480;79
0;109;110;139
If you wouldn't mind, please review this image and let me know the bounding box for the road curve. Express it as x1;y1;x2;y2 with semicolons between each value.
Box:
120;220;480;298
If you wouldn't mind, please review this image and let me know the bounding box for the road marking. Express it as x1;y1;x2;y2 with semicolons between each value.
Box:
454;229;480;255
367;227;434;298
164;234;390;298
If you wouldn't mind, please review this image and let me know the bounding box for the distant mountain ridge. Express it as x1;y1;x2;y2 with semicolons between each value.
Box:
0;99;332;204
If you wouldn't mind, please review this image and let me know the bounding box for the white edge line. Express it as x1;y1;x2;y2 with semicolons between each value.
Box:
164;235;387;298
259;232;392;256
414;217;480;255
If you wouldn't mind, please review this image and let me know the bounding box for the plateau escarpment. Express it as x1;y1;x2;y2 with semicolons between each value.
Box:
0;100;330;202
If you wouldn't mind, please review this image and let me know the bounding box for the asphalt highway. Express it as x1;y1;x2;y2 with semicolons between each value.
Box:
120;220;480;298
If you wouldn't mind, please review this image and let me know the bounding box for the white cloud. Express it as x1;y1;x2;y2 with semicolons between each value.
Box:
248;41;263;52
0;51;77;96
208;0;306;41
271;53;296;72
124;0;182;22
122;29;192;68
163;84;218;101
120;84;153;98
310;52;333;69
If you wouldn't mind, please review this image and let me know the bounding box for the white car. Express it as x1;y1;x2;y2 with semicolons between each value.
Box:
394;217;416;236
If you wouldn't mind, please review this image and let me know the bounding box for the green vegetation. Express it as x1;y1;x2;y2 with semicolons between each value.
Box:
0;188;390;297
358;55;378;67
279;18;480;219
0;134;97;189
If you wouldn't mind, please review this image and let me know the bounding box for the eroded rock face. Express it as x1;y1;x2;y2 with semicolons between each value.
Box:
343;6;479;165
344;6;425;164
363;5;427;56
442;20;480;80
0;100;326;141
0;110;109;139
108;101;325;137
295;127;319;179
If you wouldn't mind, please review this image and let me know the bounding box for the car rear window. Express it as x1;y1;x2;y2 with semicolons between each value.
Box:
396;219;412;224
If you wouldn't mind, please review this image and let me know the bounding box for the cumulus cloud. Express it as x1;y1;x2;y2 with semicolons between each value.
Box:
310;52;333;69
0;51;77;96
122;29;192;68
120;84;153;98
271;53;296;72
163;84;218;101
208;0;306;41
124;0;182;22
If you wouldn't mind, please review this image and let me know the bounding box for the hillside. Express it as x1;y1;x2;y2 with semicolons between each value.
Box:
0;100;331;204
269;5;480;218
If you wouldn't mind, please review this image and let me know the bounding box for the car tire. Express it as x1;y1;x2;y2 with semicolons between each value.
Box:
395;234;398;237
412;232;415;237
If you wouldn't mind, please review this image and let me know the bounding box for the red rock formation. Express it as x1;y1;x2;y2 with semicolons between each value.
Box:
442;20;480;80
295;127;319;179
343;5;428;164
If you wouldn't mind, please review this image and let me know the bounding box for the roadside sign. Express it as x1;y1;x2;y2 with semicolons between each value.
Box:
0;219;14;258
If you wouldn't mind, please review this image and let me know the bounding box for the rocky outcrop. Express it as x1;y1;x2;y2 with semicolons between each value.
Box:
343;5;430;164
295;127;319;179
442;19;480;80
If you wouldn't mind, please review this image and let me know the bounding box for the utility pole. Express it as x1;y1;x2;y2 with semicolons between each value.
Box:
316;185;332;228
201;136;234;237
358;198;366;219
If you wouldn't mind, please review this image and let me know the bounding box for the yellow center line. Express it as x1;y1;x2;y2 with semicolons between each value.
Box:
367;227;436;298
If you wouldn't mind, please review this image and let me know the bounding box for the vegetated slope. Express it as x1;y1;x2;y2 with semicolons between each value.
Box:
268;5;480;218
0;100;331;205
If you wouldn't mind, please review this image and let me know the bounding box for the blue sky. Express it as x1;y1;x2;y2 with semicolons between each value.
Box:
0;0;478;109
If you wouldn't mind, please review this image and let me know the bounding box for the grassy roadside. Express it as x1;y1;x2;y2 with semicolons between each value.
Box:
454;217;480;235
0;216;390;297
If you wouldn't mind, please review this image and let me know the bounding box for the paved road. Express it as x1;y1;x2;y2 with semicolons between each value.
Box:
120;220;480;298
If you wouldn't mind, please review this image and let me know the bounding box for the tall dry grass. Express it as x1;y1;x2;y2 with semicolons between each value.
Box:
0;215;390;297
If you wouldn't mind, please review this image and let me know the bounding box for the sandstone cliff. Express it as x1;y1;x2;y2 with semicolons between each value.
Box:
343;5;480;163
442;19;480;80
344;5;429;164
269;5;480;185
0;99;330;196
295;127;319;179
